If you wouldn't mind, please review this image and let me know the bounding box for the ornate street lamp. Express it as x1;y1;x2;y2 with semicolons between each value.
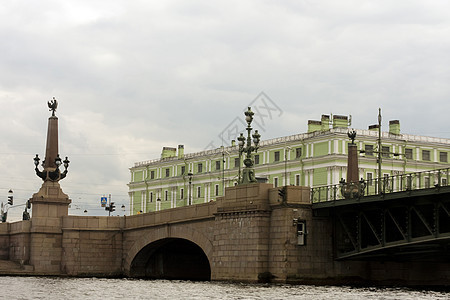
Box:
237;107;261;185
34;153;70;182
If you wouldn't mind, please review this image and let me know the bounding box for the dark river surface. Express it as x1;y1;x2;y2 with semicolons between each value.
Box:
1;277;448;299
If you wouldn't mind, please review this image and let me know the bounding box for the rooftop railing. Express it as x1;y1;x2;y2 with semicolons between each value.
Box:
134;128;450;168
311;167;450;203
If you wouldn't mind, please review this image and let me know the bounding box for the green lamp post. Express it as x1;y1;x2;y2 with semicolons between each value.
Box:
237;107;261;185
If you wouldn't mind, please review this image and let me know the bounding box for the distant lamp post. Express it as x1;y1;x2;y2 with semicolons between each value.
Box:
237;107;261;185
188;172;193;205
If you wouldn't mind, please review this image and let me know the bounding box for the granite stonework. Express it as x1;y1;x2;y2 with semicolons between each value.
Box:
0;183;449;285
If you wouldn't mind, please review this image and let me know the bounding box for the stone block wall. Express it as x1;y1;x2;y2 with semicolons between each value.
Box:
30;233;63;273
9;221;31;264
0;223;10;259
61;216;123;276
212;211;270;281
212;184;272;281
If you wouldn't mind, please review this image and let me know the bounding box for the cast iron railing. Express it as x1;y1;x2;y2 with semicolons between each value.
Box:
311;167;450;203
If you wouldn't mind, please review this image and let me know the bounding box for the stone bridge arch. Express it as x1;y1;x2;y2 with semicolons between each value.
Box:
123;223;214;279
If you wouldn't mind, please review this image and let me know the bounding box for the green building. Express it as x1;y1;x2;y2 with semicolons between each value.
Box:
128;114;450;215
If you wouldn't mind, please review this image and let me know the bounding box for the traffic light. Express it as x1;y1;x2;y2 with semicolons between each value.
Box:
7;190;13;206
110;202;115;212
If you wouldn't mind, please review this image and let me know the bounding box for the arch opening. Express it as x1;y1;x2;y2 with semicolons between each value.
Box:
130;238;211;281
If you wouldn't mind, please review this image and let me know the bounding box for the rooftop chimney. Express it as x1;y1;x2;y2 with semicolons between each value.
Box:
161;147;177;159
307;120;322;133
368;124;379;131
332;115;349;128
178;145;184;159
389;120;400;135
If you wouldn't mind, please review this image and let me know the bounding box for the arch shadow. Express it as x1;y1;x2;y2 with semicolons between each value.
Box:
129;238;211;281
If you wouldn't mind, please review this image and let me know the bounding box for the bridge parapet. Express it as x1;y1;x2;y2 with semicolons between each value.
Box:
125;202;217;230
268;186;311;206
216;183;272;213
62;216;123;230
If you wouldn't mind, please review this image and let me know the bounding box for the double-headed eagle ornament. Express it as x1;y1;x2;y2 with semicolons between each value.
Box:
48;97;58;116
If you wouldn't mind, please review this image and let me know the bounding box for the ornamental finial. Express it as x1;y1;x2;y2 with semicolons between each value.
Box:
48;97;58;116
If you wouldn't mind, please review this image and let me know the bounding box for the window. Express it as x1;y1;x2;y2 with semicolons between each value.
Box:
424;177;430;188
164;190;168;201
197;186;201;198
165;168;170;177
150;170;155;179
150;192;153;202
215;184;219;196
198;163;203;173
366;172;373;186
180;188;184;199
422;150;430;161
216;160;221;170
382;146;390;158
254;154;260;165
274;151;280;162
440;152;448;163
296;148;302;158
295;174;300;186
181;166;185;175
365;145;374;156
234;158;240;168
274;177;279;188
405;148;413;160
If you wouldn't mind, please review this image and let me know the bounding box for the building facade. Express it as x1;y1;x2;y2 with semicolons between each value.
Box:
128;114;450;215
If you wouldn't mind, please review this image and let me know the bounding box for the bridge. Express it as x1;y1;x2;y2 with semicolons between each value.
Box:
311;168;450;261
0;183;317;283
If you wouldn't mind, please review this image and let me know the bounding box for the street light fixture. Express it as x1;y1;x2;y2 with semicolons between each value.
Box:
237;107;261;185
188;172;193;205
34;153;70;182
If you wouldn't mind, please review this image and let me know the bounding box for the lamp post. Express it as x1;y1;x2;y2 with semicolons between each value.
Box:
237;107;261;185
358;109;403;194
285;146;291;186
188;172;193;205
377;108;382;194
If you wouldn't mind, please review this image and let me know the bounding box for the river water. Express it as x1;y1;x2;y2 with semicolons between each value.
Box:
1;277;448;300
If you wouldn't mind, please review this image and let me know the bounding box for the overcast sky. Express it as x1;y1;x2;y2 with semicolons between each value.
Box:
1;1;450;219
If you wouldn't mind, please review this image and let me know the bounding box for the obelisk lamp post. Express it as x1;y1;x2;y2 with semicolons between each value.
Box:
237;107;261;185
340;130;366;199
29;98;71;218
33;98;70;182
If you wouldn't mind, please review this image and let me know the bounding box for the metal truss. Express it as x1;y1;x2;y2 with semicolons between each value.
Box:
333;192;450;260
